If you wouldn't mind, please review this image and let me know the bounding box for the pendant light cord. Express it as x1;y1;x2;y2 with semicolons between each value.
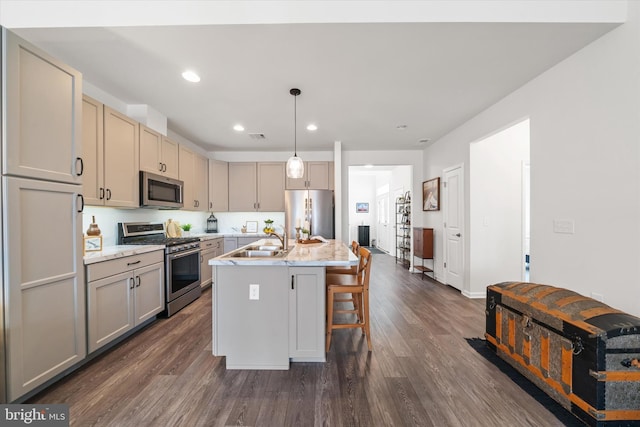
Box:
294;93;298;156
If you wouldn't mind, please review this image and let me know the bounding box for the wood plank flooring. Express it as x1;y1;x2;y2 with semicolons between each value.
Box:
29;254;579;426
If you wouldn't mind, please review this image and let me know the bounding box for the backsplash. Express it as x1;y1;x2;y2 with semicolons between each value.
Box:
83;207;285;246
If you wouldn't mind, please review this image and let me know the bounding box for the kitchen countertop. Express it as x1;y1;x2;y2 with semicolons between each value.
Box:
83;244;165;265
192;233;271;239
209;239;358;267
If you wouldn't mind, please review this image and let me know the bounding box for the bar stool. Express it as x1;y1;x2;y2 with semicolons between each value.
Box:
325;247;373;352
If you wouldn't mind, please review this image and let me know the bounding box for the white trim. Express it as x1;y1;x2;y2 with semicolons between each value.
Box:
462;290;485;299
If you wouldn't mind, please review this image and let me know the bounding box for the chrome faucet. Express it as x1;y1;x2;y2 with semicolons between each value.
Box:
267;230;288;252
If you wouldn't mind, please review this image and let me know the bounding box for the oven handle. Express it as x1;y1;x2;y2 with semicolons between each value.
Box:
167;247;201;260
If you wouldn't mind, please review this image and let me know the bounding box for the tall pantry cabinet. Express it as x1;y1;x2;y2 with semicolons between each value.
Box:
1;28;86;402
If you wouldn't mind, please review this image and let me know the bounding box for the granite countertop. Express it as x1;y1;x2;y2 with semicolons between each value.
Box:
210;239;358;267
83;245;165;265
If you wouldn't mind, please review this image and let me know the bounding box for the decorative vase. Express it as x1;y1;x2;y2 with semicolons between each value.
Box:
86;215;101;236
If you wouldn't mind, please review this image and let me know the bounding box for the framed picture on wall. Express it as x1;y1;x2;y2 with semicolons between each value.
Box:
356;202;369;213
423;178;440;211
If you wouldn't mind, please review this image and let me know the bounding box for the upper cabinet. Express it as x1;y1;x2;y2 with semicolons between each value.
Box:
209;159;229;212
139;125;178;179
228;162;285;212
3;28;83;184
285;161;333;190
83;99;140;207
179;145;208;211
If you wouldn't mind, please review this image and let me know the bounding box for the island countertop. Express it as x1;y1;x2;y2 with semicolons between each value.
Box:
209;238;358;267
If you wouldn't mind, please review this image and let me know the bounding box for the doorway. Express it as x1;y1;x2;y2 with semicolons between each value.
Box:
469;119;530;295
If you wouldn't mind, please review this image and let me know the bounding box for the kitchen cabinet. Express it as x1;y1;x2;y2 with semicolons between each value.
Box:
2;28;86;402
228;162;285;212
289;267;325;361
139;125;179;179
200;238;224;288
179;145;208;211
208;159;229;212
3;28;83;184
86;250;164;353
83;102;140;207
285;161;333;190
223;237;238;254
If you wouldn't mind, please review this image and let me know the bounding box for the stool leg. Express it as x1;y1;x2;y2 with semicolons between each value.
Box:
326;288;334;353
363;290;372;351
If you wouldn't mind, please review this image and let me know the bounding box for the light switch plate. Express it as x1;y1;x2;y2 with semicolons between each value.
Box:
553;219;575;234
249;284;259;300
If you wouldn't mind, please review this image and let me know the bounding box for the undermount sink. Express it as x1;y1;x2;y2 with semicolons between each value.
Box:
231;249;285;258
250;245;281;251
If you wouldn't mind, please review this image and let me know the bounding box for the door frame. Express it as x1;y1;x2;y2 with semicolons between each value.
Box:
442;163;464;290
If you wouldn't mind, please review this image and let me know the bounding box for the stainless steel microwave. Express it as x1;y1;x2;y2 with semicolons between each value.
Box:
140;171;184;209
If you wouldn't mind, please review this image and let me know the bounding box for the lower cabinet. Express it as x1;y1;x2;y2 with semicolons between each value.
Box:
86;251;164;353
289;267;325;361
200;238;223;288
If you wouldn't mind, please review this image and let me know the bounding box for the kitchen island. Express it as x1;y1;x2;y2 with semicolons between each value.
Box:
209;239;357;369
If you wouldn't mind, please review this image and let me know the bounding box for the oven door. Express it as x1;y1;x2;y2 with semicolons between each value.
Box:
166;248;201;301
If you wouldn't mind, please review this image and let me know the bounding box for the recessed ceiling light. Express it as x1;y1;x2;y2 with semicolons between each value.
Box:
233;124;245;132
364;164;373;168
306;124;318;131
396;124;408;130
418;138;431;144
182;70;200;83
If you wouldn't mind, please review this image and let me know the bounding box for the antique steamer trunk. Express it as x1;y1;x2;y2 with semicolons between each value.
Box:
485;282;640;426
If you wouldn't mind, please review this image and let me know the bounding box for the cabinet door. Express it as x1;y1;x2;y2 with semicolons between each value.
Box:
179;145;196;209
82;95;104;205
289;267;325;360
161;137;179;179
194;154;209;211
223;237;237;254
133;262;165;325
200;248;217;288
4;177;86;400
209;159;229;211
414;228;424;258
228;162;257;211
257;162;285;211
3;29;82;184
306;162;330;189
139;125;163;175
104;107;139;207
87;271;133;353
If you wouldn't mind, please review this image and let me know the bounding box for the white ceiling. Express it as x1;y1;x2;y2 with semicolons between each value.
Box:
6;2;622;153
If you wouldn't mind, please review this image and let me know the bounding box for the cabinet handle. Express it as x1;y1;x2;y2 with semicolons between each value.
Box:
77;194;84;213
76;157;84;176
127;260;141;266
135;276;141;287
159;162;163;172
106;188;112;200
99;187;105;200
209;201;212;209
163;163;167;172
291;275;295;290
129;277;134;289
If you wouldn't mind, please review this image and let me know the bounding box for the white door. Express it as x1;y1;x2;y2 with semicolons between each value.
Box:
443;165;464;290
376;193;389;252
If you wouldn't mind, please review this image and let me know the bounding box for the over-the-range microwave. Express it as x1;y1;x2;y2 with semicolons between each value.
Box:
140;171;184;209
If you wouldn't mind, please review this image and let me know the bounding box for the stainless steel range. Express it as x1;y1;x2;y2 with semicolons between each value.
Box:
118;222;201;316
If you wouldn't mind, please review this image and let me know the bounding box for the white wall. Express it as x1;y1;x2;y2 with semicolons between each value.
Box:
470;119;529;294
348;172;377;244
422;3;640;315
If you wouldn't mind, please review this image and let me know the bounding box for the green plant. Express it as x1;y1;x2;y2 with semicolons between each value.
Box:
181;223;192;231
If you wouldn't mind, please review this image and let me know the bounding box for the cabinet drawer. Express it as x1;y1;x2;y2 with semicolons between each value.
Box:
201;238;222;250
87;250;164;282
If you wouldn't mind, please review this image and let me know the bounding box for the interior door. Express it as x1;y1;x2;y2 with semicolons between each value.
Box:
376;193;389;252
444;165;464;290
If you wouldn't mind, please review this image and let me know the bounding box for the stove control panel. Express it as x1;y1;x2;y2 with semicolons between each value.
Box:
168;242;201;254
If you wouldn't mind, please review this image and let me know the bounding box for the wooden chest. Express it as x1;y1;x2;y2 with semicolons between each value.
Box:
485;282;640;426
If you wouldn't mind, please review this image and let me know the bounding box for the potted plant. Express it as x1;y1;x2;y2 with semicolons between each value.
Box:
263;219;275;234
180;223;192;236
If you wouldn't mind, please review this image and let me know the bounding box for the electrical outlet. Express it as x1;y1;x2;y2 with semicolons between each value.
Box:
553;219;575;234
249;284;259;300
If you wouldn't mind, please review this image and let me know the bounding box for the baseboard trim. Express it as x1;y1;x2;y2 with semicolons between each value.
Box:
462;290;485;299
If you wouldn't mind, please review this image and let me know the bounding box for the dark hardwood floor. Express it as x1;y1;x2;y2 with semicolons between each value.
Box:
29;254;577;426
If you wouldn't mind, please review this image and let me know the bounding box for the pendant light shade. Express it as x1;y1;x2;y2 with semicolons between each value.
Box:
286;88;305;179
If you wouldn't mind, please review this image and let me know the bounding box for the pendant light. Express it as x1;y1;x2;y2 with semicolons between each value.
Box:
286;88;305;179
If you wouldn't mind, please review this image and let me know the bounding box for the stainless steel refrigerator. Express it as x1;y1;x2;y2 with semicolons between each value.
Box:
285;190;335;239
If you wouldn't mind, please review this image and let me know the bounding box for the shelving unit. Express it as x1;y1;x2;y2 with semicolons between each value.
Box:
413;227;434;280
395;193;411;268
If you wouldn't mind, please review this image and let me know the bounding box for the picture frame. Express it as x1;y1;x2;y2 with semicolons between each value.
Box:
356;202;369;213
423;177;440;211
84;235;103;253
245;221;258;233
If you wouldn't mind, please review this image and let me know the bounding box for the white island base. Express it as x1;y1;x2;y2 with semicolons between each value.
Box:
210;239;357;370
